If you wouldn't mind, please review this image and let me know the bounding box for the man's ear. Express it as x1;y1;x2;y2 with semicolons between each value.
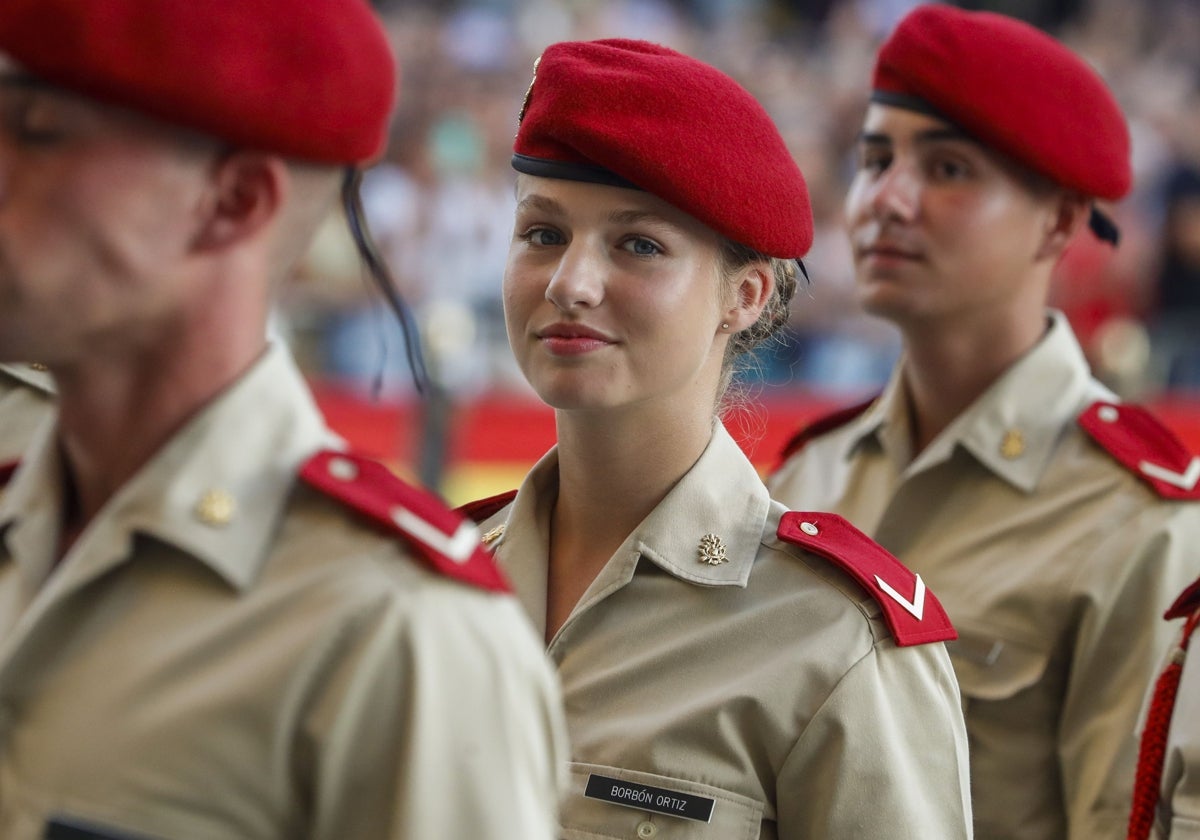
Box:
190;151;287;253
722;262;775;334
1036;191;1089;261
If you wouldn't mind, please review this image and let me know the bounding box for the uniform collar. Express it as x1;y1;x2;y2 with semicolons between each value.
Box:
492;421;771;638
0;344;335;593
0;362;55;396
628;421;770;587
853;311;1108;493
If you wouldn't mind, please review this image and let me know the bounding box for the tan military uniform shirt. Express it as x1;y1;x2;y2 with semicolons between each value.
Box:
480;422;972;840
0;364;53;464
0;345;567;840
769;311;1200;840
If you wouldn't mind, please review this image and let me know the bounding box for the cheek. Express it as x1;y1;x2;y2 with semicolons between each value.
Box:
501;260;541;333
843;175;873;227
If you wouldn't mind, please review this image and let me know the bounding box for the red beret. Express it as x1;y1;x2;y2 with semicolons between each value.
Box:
513;39;813;259
0;0;396;164
872;5;1131;201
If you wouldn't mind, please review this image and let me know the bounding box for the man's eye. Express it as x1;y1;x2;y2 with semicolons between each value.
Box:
858;149;890;173
2;96;63;145
930;157;971;180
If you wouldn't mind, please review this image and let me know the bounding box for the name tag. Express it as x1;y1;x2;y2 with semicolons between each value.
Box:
584;773;715;823
44;816;159;840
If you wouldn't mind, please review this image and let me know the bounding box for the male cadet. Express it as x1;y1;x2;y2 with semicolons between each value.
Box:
768;6;1200;840
0;2;567;839
0;364;52;462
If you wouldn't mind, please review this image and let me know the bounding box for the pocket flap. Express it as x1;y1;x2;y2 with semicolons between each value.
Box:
947;631;1050;701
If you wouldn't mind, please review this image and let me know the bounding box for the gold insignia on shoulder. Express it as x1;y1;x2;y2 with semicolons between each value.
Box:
517;54;541;126
482;523;506;547
29;362;48;372
195;489;236;527
1000;429;1025;459
698;533;728;565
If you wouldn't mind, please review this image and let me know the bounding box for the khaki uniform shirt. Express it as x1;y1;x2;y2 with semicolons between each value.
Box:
769;311;1200;840
0;345;567;840
0;365;53;464
480;422;972;840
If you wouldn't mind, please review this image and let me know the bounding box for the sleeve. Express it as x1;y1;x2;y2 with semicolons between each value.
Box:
776;639;973;839
1057;504;1199;840
298;581;569;840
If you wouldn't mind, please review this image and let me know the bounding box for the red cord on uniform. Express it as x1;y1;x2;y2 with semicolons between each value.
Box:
1128;611;1200;840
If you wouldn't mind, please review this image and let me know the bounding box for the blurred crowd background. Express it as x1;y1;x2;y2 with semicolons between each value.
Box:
278;0;1200;492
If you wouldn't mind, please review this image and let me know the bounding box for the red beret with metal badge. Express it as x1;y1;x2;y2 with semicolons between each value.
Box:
871;5;1130;242
0;0;396;165
513;39;813;260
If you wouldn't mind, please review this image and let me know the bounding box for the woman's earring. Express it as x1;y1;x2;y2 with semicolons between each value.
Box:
721;322;730;330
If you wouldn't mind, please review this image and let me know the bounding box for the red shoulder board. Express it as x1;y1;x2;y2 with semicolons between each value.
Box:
1166;576;1200;621
773;396;877;472
0;460;18;487
1078;401;1200;500
300;450;509;593
455;489;517;524
778;511;956;646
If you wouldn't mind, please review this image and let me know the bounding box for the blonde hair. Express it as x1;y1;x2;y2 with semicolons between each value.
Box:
716;240;802;407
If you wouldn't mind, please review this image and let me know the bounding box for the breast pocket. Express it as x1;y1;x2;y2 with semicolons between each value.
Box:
946;631;1050;707
560;763;763;840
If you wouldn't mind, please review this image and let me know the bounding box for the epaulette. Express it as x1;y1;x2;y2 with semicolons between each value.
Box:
300;450;509;593
1166;576;1200;621
778;511;956;646
456;489;517;524
1078;401;1200;500
773;396;877;472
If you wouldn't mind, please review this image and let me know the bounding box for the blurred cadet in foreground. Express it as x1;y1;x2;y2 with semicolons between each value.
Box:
0;1;566;837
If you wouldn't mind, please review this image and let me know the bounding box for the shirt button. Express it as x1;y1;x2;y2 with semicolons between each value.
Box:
637;821;658;838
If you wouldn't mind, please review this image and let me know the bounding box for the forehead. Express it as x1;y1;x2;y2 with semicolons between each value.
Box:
859;103;967;143
515;174;719;237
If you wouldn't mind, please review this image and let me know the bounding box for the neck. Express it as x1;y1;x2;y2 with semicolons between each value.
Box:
553;402;715;546
51;314;267;540
899;308;1049;453
541;400;714;624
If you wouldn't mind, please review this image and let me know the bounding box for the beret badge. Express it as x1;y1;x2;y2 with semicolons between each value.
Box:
517;55;541;127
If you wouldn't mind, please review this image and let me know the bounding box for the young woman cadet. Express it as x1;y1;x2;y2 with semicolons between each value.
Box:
463;39;972;839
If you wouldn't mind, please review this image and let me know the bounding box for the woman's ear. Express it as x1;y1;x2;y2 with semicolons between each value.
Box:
190;151;287;253
723;262;774;333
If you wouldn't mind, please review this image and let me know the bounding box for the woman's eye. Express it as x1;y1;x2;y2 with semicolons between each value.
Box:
519;227;565;246
622;237;662;257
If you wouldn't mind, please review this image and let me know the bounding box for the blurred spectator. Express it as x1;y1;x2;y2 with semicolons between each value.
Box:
1149;163;1200;390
